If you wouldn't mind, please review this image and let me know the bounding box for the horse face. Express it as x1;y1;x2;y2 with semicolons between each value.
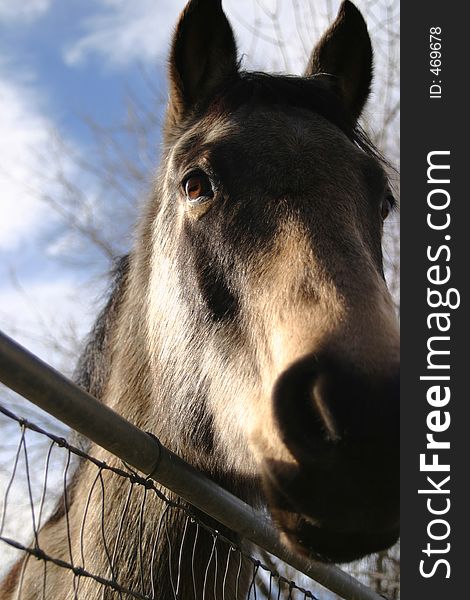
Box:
154;0;399;563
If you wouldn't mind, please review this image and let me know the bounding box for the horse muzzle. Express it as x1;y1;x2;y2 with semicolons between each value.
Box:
259;354;400;563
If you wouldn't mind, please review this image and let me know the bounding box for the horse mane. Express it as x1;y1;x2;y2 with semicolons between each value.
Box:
74;255;130;401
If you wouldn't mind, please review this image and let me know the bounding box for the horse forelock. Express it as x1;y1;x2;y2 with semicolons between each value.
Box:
164;70;385;168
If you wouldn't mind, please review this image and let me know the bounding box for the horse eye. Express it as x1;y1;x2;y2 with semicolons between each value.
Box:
381;193;394;220
183;172;214;204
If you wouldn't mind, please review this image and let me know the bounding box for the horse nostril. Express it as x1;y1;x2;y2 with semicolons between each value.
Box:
273;354;400;461
272;357;334;459
268;354;400;550
311;373;341;442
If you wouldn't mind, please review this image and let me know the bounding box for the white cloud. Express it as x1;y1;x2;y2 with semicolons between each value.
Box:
0;69;93;257
64;0;180;67
0;277;96;371
0;69;99;374
0;76;60;250
0;0;53;23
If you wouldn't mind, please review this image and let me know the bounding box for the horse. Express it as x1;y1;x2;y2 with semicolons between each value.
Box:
1;0;400;597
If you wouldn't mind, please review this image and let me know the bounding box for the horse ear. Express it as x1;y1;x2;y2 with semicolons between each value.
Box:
305;1;373;122
166;0;238;127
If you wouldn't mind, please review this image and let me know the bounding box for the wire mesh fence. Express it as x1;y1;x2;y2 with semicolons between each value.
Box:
0;332;389;600
0;401;323;600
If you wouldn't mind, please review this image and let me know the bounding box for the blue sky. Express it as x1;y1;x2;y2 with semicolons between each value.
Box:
0;0;182;367
0;0;399;370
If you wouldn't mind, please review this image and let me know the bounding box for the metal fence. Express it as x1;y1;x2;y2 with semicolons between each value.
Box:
0;331;385;600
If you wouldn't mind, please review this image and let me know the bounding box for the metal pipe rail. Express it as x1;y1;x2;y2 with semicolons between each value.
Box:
0;330;384;600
